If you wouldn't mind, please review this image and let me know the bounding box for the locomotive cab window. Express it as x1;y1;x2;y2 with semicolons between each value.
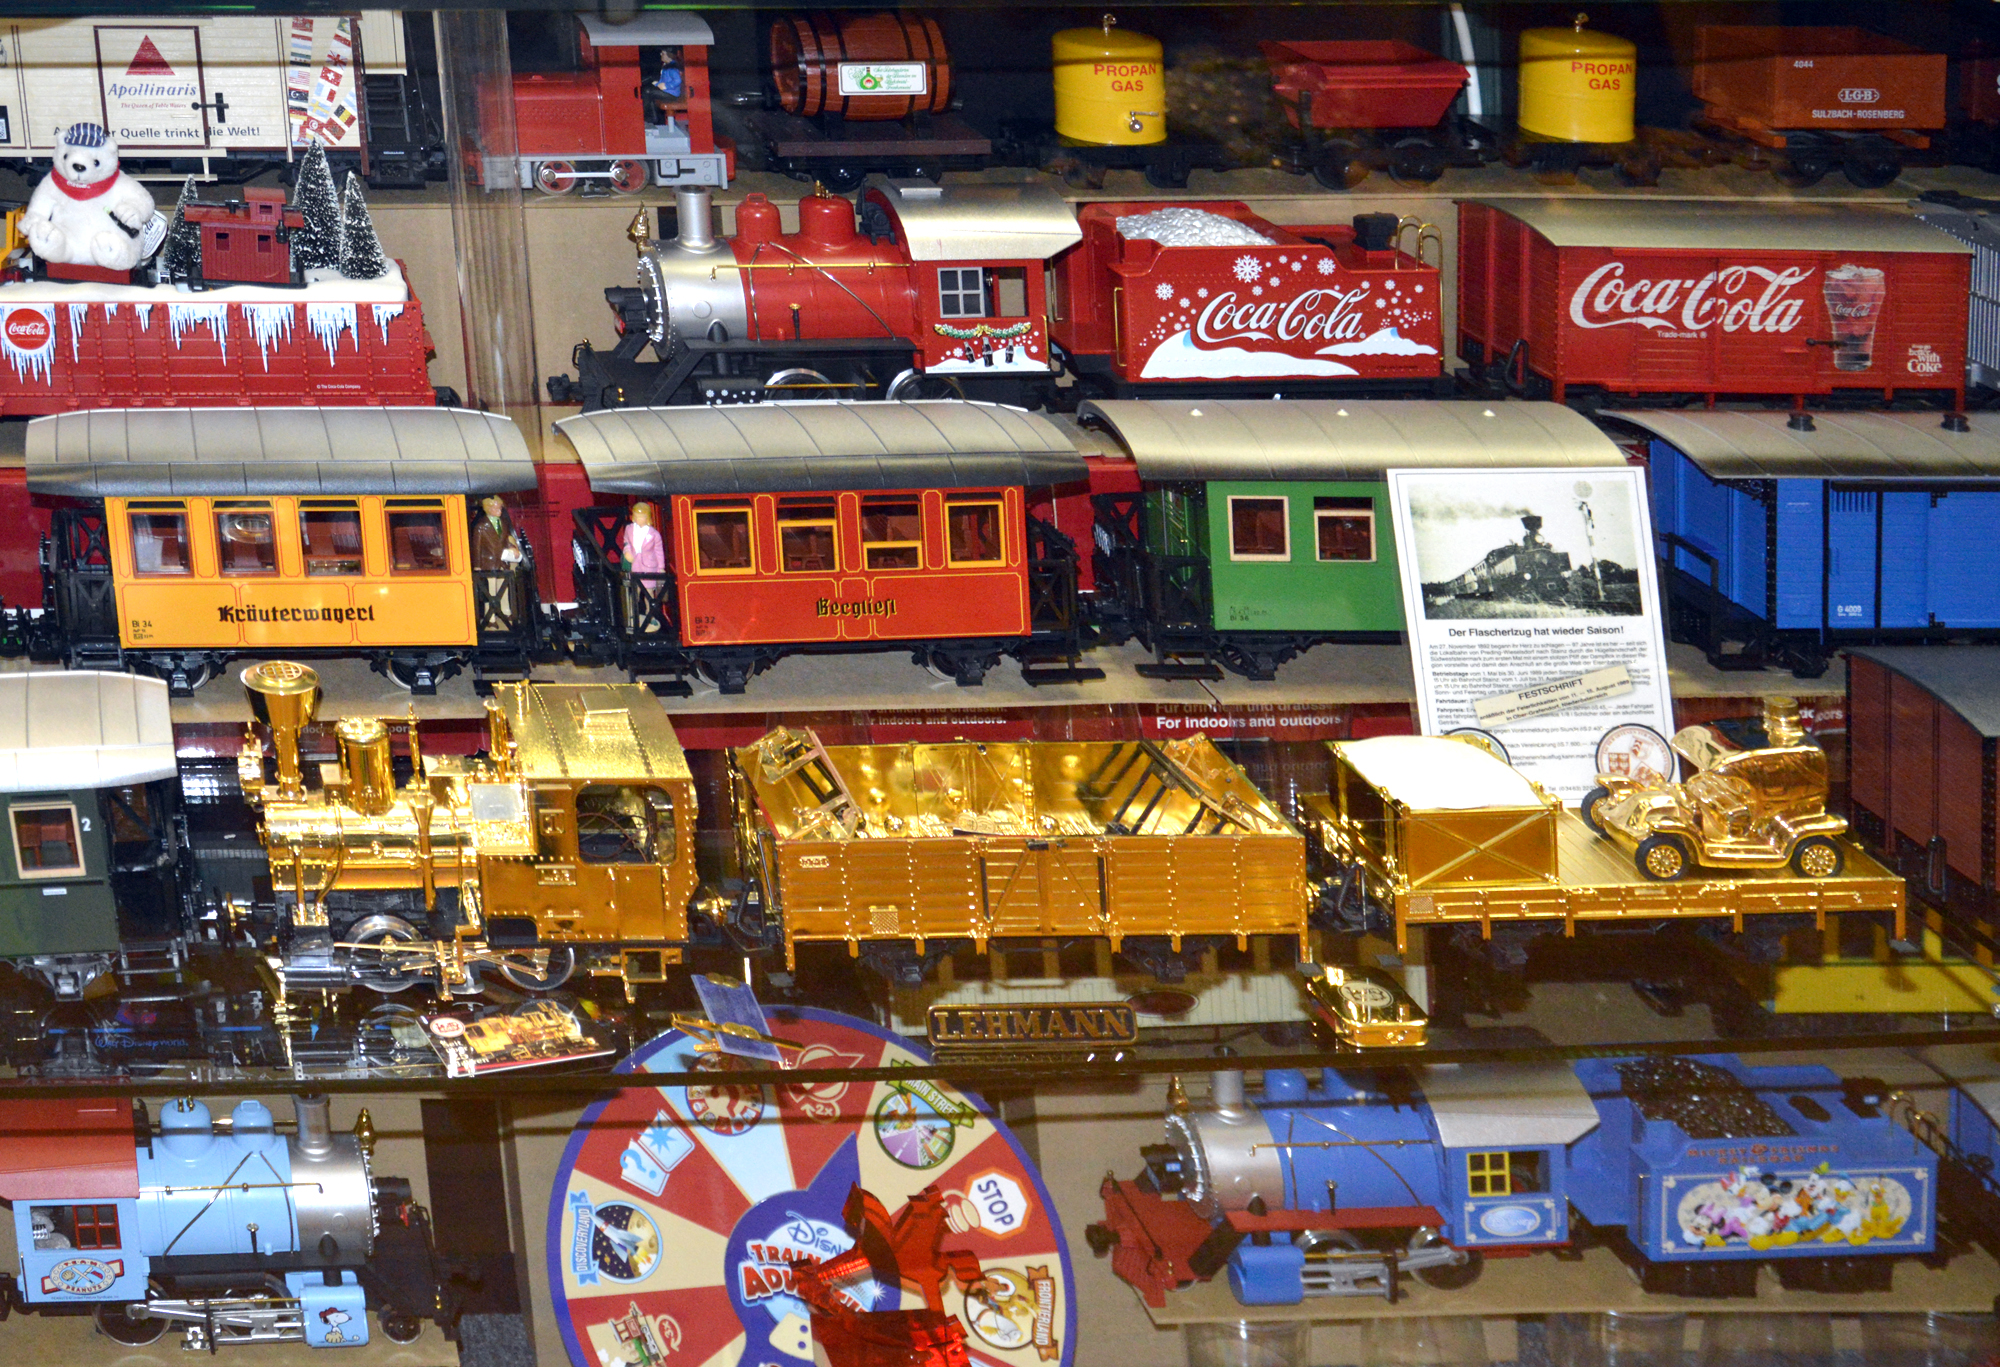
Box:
777;498;839;574
299;502;364;576
129;505;190;576
215;504;277;576
938;267;987;318
1466;1150;1545;1196
29;1204;119;1251
388;503;449;574
1228;496;1290;561
11;803;82;879
693;505;754;574
575;785;676;864
1315;497;1375;562
861;496;923;570
946;499;1004;565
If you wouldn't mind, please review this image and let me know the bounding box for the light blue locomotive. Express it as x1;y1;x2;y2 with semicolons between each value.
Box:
1150;1055;1937;1304
0;1094;454;1349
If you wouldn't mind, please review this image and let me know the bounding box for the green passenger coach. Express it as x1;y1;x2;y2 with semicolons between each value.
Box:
0;671;178;995
1080;399;1631;680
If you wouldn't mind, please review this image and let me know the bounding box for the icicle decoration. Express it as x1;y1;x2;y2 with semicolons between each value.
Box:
1;305;55;384
66;303;87;363
168;302;231;359
306;302;357;362
243;304;295;371
136;303;153;332
103;303;117;319
370;302;403;346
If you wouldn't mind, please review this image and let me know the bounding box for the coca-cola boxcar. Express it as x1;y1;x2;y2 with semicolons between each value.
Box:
1052;202;1444;397
1458;199;1971;407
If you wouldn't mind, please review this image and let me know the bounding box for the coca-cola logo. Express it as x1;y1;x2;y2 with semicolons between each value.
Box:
3;308;50;351
1196;286;1370;347
1839;87;1880;104
1567;263;1812;335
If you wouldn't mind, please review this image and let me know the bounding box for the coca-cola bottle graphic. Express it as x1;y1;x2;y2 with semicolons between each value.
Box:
1822;264;1887;372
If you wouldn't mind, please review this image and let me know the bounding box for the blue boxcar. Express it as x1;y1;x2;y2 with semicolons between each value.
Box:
1630;409;2000;677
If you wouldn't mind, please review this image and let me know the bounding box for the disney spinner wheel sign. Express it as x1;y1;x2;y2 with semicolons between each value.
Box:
549;1007;1077;1367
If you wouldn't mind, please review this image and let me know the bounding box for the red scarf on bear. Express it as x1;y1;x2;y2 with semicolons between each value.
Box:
47;169;116;201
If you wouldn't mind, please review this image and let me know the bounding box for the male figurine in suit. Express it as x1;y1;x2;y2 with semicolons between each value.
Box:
472;495;525;629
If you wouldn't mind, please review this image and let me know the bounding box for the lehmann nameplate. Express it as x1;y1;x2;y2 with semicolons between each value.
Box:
926;1002;1138;1050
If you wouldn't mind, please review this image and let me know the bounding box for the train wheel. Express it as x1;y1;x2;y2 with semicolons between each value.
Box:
1841;150;1902;189
499;945;576;992
533;161;578;195
819;165;866;194
1410;1231;1484;1290
94;1302;167;1346
1636;834;1692;882
607;159;649;195
1311;141;1366;191
765;367;839;397
350;914;425;994
1773;151;1831;188
380;1312;424;1344
1789;835;1844;880
886;370;965;401
1579;785;1614;837
1387;139;1446;187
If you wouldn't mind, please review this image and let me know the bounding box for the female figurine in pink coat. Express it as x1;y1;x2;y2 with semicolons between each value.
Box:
620;502;667;631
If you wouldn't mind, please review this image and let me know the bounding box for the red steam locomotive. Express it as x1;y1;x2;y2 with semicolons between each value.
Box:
552;183;1446;412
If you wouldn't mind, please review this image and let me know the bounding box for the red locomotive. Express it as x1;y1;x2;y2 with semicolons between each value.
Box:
493;13;732;194
556;185;1445;412
1457;198;1971;409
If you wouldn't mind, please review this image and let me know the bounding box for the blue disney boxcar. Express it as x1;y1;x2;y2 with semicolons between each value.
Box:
1619;409;2000;676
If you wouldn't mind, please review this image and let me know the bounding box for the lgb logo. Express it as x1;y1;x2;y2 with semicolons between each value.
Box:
1838;88;1880;104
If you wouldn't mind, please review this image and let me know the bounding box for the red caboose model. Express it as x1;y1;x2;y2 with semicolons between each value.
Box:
559;400;1099;692
1457;199;1970;408
1050;203;1445;397
497;13;731;194
184;188;305;287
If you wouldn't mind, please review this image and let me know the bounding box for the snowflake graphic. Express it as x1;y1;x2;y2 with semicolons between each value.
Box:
1232;255;1262;283
1268;277;1280;288
1315;258;1336;276
1155;282;1174;301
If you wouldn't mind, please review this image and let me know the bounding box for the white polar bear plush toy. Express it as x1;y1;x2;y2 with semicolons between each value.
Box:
21;122;157;272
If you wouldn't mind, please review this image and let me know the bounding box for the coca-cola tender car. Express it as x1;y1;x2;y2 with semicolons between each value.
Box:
1458;198;1971;408
1581;698;1851;882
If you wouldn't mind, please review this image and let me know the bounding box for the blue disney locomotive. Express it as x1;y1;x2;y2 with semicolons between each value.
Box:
1139;1055;1937;1304
0;1095;459;1350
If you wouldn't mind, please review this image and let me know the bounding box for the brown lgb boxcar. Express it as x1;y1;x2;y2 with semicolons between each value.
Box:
1693;26;1947;186
1458;199;1971;408
1846;647;2000;924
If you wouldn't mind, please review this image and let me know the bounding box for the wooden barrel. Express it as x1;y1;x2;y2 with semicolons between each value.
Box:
770;12;951;121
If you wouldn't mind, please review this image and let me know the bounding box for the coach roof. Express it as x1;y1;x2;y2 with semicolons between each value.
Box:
25;407;539;498
1476;198;1971;254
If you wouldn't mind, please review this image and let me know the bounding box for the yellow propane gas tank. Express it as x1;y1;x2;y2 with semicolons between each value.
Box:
1518;12;1635;144
1053;17;1165;146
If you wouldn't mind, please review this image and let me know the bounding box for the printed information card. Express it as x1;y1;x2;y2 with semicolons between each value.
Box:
1386;466;1676;802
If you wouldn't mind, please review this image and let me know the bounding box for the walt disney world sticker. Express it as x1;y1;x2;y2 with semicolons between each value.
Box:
549;1007;1076;1367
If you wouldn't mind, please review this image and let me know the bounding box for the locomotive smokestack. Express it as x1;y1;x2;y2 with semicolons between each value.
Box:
676;188;717;252
1211;1069;1247;1118
296;1094;334;1158
241;661;321;802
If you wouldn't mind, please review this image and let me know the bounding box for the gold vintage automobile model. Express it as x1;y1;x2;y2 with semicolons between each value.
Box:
1581;698;1849;882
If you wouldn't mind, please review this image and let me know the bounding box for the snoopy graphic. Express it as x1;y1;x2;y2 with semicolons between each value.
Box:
319;1305;353;1344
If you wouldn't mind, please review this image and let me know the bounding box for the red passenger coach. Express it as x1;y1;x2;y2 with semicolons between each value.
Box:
1457;199;1971;408
557;401;1100;693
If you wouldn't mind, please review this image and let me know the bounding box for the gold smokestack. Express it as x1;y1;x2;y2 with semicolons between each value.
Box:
335;716;395;817
1763;696;1805;748
241;662;321;802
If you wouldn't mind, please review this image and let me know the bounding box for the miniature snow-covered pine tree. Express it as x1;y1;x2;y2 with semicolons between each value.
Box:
289;140;342;274
338;172;388;279
158;174;201;283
